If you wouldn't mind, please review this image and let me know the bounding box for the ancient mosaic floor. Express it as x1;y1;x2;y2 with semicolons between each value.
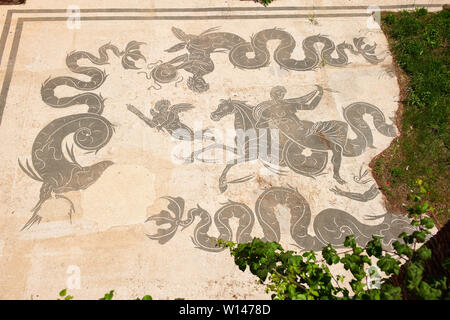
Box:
0;1;445;299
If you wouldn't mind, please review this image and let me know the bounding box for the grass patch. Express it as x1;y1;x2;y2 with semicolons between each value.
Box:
370;7;449;227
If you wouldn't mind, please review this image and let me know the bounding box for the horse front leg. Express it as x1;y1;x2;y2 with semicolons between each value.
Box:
218;162;255;193
219;163;235;193
187;142;238;163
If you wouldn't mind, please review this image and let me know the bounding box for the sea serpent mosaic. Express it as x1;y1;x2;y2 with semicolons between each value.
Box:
185;85;396;191
145;186;412;252
16;27;407;252
143;27;384;93
19;41;146;229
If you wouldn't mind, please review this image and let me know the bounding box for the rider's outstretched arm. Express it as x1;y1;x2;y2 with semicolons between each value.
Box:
294;85;324;111
127;104;157;128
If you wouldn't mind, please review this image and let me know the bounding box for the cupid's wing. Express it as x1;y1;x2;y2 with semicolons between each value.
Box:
169;103;195;114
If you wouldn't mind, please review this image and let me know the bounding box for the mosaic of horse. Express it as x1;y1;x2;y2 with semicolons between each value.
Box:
197;85;396;192
17;26;399;252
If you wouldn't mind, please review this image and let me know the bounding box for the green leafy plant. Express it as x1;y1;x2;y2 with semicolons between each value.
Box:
308;13;318;25
220;192;448;300
372;8;449;225
56;291;181;300
99;290;114;300
58;289;73;300
55;187;447;301
136;295;153;300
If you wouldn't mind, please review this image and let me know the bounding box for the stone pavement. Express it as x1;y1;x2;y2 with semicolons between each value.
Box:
0;0;445;299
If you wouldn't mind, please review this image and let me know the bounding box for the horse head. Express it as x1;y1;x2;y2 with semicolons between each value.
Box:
211;99;238;122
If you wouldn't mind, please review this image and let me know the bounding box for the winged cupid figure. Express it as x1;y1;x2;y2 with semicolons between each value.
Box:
127;100;196;140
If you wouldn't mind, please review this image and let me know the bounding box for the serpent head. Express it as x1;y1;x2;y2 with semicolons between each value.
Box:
379;213;415;247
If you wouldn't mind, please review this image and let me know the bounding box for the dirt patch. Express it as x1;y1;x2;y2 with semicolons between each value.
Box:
255;175;273;189
369;35;410;216
316;131;332;149
369;9;448;229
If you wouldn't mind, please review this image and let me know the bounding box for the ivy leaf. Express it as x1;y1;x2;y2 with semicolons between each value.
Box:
416;281;442;300
366;236;383;258
443;257;450;270
411;219;420;227
412;230;429;243
344;235;356;249
364;289;381;300
377;254;400;275
362;256;372;265
420;217;434;229
393;241;413;258
294;294;307;300
322;244;340;265
406;263;424;291
59;289;67;297
416;245;432;261
99;290;114;300
381;282;402;300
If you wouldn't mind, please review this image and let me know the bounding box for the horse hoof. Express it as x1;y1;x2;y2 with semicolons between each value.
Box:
219;184;228;193
334;177;346;185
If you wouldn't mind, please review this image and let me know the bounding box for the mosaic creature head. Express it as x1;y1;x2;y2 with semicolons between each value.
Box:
210;98;237;121
187;75;209;93
76;160;114;189
270;86;287;101
155;99;171;112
